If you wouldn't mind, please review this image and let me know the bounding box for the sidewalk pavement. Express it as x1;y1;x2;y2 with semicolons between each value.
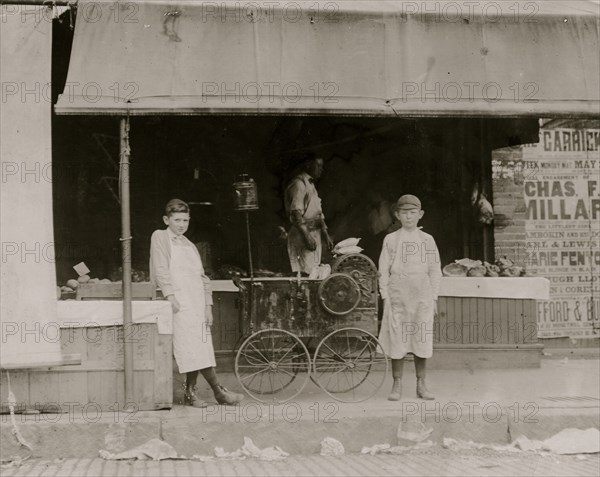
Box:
1;357;599;460
2;452;600;477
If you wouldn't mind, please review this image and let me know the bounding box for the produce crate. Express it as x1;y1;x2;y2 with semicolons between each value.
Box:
0;322;172;413
76;282;156;300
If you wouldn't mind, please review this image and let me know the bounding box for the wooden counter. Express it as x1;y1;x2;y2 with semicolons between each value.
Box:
434;277;549;368
0;301;173;413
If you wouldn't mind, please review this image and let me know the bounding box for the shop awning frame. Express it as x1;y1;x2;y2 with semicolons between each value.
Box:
55;0;600;117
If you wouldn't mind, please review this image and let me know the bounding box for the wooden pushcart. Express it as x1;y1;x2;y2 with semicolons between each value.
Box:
233;254;388;403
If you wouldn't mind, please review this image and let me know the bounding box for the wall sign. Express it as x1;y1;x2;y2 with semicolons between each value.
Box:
493;128;599;339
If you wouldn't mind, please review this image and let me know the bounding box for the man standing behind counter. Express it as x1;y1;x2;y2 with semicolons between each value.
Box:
284;154;334;274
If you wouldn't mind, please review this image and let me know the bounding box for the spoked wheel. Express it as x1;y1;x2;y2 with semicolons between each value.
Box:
235;329;311;403
313;328;388;402
231;333;251;363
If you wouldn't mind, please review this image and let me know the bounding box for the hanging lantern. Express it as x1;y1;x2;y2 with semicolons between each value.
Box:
233;174;259;211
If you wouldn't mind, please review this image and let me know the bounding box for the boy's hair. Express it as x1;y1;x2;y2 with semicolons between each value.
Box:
299;152;317;164
164;198;190;216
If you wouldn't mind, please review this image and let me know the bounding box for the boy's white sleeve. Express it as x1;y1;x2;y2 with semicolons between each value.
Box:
191;241;213;306
378;234;392;301
202;273;213;306
428;236;443;300
150;231;174;297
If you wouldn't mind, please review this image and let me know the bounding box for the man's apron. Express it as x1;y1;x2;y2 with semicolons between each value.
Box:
287;185;323;274
378;230;435;359
170;238;216;373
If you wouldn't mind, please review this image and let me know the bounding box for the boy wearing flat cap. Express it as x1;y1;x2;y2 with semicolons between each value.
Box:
378;194;442;401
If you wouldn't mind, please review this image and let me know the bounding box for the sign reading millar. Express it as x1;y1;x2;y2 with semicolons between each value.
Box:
493;128;600;339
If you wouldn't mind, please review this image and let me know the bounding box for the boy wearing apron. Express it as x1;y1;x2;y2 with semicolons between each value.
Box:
150;199;243;407
378;195;442;401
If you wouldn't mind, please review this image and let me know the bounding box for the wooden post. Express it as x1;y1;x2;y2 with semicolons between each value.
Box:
119;117;134;408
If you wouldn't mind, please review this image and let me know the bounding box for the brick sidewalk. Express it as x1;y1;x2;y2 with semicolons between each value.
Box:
2;452;599;477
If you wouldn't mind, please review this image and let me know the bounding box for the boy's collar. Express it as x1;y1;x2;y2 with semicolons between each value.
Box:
166;228;183;240
298;171;314;183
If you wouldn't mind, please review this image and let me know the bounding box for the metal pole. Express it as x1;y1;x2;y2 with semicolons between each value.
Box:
119;117;134;409
245;212;254;278
245;211;255;331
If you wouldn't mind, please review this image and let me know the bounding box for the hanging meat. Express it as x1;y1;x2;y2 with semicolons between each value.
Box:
471;182;494;225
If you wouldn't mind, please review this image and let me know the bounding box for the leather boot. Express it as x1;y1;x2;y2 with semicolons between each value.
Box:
183;384;208;408
388;378;402;401
416;378;435;400
214;385;244;405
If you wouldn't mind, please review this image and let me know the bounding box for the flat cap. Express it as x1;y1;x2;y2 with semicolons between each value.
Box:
395;194;422;210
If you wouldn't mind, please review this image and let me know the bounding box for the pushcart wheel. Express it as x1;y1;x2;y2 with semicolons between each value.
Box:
235;329;311;403
231;333;251;363
313;328;388;403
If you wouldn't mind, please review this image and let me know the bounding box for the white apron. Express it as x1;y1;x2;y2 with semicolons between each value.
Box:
287;185;323;274
379;230;435;359
170;238;216;373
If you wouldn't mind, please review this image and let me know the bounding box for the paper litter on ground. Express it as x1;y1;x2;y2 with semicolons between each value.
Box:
212;437;289;461
99;436;289;462
320;437;345;456
362;441;434;455
442;438;522;454
397;420;434;444
511;428;600;455
538;428;599;455
443;428;600;456
99;438;178;461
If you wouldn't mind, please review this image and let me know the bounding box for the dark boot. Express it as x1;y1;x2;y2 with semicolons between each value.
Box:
416;378;435;400
214;385;244;405
388;378;402;401
388;358;404;401
183;384;208;408
414;356;434;400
